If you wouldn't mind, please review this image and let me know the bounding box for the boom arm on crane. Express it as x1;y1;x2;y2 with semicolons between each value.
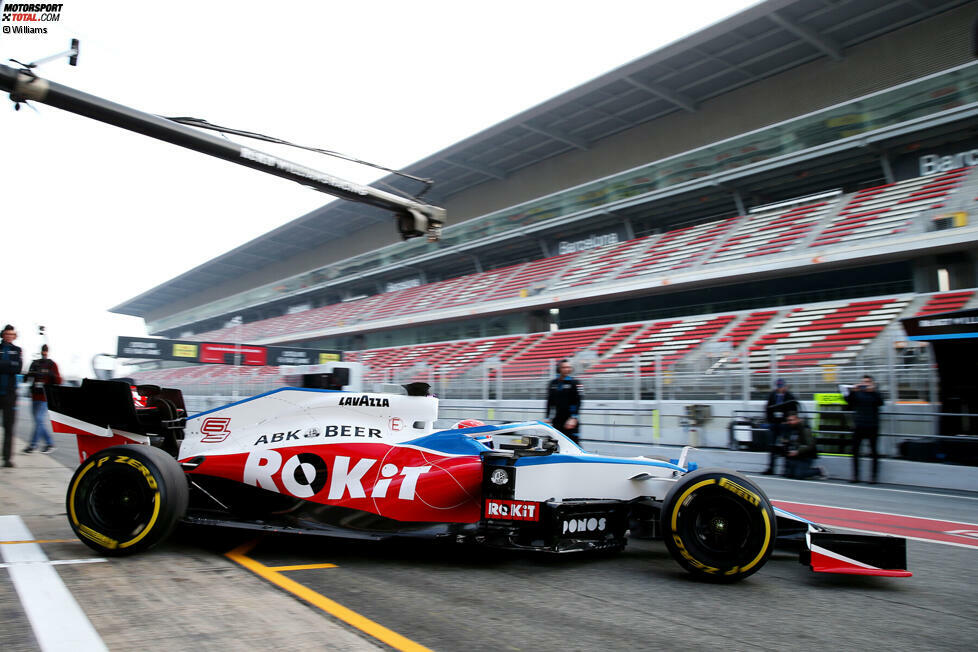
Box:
0;46;445;241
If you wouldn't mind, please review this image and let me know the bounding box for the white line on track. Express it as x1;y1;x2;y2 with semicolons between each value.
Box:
0;515;108;652
747;473;978;501
773;499;978;528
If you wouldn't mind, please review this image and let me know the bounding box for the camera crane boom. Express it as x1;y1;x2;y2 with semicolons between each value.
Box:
0;44;444;241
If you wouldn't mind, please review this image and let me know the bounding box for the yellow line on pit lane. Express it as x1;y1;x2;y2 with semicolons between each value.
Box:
225;540;432;652
266;562;338;571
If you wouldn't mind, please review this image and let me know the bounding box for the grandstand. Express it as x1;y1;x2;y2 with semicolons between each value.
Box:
114;0;978;422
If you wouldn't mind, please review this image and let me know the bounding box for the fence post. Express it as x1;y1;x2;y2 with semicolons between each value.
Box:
742;352;750;407
481;363;488;402
653;353;662;425
633;354;641;403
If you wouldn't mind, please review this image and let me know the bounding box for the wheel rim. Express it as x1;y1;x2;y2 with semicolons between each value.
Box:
689;494;752;556
84;465;156;538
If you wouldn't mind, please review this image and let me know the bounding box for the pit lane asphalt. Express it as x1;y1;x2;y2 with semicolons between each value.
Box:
3;409;977;651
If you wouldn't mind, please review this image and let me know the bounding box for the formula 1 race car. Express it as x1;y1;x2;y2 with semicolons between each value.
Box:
46;377;911;582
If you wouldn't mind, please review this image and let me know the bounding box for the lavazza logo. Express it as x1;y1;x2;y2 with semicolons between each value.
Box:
1;3;64;35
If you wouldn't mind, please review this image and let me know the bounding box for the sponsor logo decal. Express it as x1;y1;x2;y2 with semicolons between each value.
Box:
562;517;607;534
254;430;301;445
718;477;760;506
485;499;540;521
254;425;382;445
200;417;232;443
339;395;390;407
243;450;430;500
389;417;403;432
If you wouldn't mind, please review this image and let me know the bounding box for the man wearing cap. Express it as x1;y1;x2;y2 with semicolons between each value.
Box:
23;344;61;454
0;325;24;468
763;378;798;475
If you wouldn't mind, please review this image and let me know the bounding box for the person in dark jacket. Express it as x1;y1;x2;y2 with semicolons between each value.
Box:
23;344;61;454
762;378;798;475
845;375;884;483
781;412;823;480
546;360;582;446
1;325;24;468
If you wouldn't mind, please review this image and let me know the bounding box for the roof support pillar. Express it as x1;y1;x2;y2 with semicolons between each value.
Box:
623;217;635;241
879;151;895;184
732;189;747;216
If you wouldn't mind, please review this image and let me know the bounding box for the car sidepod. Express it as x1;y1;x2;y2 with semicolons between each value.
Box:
480;456;631;553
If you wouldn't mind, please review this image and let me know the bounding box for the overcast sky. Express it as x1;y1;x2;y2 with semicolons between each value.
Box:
0;0;758;377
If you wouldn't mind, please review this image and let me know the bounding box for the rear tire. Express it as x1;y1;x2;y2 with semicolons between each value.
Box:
661;468;775;582
66;445;188;556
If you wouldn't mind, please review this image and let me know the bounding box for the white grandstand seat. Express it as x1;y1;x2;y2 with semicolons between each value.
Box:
809;168;971;249
438;267;525;311
615;218;739;279
594;323;645;355
745;297;911;370
584;314;737;375
715;310;780;351
365;277;473;322
440;335;531;378
481;253;581;302
549;236;656;290
913;290;975;316
708;202;831;264
500;327;616;378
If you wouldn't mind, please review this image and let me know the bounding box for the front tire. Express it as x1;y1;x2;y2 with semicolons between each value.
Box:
66;445;188;556
661;468;775;582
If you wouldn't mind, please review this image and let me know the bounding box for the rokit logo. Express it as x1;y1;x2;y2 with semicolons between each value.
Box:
484;499;540;521
244;449;431;500
200;418;232;443
562;517;607;534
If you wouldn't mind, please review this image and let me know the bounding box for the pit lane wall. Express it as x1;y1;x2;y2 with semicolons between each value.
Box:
181;395;975;491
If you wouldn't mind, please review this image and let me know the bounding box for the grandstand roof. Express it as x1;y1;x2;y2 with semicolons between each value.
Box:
113;0;971;318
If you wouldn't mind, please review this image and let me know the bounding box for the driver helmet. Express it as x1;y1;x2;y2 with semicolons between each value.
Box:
452;419;485;429
451;419;491;446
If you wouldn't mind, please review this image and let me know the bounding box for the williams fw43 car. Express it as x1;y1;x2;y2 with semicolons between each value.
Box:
47;380;911;582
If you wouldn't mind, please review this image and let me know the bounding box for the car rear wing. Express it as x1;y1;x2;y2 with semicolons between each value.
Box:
47;379;187;462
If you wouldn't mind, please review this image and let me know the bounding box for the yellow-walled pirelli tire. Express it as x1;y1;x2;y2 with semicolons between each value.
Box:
661;468;776;583
66;445;189;556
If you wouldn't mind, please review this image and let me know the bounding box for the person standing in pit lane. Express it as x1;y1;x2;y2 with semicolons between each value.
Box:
546;360;582;446
22;344;61;454
1;325;24;468
845;375;884;484
763;378;798;475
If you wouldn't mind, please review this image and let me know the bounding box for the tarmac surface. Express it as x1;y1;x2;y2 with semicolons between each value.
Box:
2;407;978;651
